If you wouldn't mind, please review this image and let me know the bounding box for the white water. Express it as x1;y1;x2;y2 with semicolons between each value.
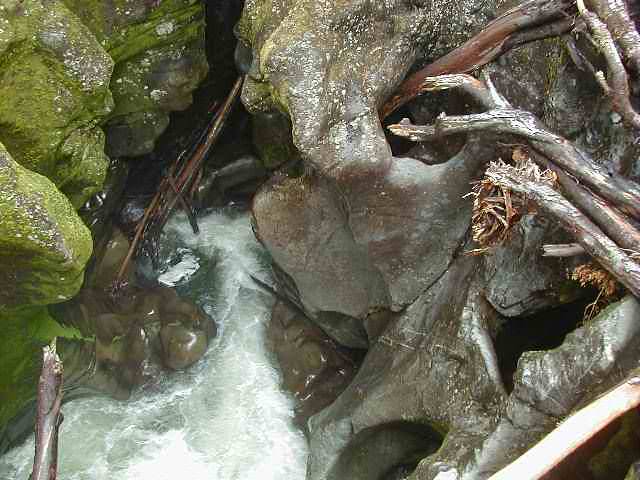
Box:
0;209;309;480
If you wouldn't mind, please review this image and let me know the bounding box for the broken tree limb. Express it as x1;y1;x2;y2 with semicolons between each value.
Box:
484;162;640;298
578;1;640;131
489;373;640;480
150;76;244;238
585;0;640;74
389;108;640;220
535;154;640;253
380;0;576;119
542;243;586;257
167;175;199;234
31;341;64;480
112;78;243;288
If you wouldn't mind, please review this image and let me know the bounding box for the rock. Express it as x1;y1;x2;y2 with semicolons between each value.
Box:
61;0;209;158
79;159;129;242
0;143;93;308
195;154;267;209
86;227;133;289
626;461;640;480
0;0;114;207
267;301;361;426
252;111;299;169
160;323;208;370
483;215;584;317
0;306;84;452
306;267;640;480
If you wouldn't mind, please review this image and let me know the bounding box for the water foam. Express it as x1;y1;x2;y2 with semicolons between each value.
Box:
0;208;309;480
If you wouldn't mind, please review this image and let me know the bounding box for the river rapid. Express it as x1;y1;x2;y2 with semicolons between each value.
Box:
0;208;309;480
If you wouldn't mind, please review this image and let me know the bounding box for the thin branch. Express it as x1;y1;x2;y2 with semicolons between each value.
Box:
380;0;576;119
542;243;586;257
579;3;640;131
113;77;243;288
31;341;64;480
389;108;640;219
485;162;640;297
585;0;640;74
489;374;640;480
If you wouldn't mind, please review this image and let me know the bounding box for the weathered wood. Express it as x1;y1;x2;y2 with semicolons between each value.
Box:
542;243;586;257
389;109;640;220
485;163;640;297
578;0;640;132
31;341;64;480
152;76;244;235
114;78;243;287
536;154;640;253
489;373;640;480
167;175;199;234
585;0;640;74
380;0;576;119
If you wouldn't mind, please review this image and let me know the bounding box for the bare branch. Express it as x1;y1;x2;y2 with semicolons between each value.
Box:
489;373;640;480
542;243;586;257
579;3;640;131
31;341;64;480
389;108;640;220
380;0;576;119
485;162;640;297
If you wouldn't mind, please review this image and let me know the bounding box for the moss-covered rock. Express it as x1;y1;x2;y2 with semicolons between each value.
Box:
0;305;83;442
0;0;114;207
62;0;209;158
0;143;93;308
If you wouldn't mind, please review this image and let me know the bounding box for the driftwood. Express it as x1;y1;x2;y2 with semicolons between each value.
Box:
31;341;64;480
536;154;640;253
114;77;243;288
584;0;640;75
389;109;640;220
578;0;640;131
489;373;640;480
380;0;577;119
484;162;640;298
542;243;586;257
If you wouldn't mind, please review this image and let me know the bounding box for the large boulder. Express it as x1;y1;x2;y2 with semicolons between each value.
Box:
61;0;209;157
0;306;84;452
0;0;114;207
0;143;93;308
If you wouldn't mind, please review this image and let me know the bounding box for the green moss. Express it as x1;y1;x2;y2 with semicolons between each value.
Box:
0;0;114;206
0;142;93;308
0;305;82;431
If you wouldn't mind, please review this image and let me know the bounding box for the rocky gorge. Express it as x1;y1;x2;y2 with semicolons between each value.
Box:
1;0;640;479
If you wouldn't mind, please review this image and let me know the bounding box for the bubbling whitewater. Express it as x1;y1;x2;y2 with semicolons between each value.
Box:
0;208;309;480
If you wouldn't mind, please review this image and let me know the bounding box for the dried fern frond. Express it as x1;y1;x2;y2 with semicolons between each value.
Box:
571;263;621;321
469;148;556;250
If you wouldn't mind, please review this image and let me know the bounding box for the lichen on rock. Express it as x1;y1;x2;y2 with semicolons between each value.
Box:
0;0;114;207
0;142;93;308
61;0;209;158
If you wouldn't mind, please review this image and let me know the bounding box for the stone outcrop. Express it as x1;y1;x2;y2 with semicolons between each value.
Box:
0;143;93;308
240;0;640;478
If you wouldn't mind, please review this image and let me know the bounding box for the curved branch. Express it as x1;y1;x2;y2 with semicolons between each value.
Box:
389;109;640;219
380;0;576;119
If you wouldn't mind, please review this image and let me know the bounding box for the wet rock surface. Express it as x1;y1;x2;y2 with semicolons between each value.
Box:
55;226;216;400
267;301;362;428
0;142;93;308
240;0;640;478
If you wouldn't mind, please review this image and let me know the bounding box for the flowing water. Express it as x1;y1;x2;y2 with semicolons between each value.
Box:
0;208;309;480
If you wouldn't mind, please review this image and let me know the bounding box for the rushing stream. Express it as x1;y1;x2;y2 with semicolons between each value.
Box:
0;208;309;480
